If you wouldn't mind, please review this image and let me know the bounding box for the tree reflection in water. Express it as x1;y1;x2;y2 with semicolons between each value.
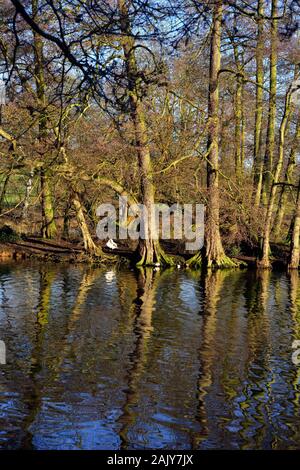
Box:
0;263;300;449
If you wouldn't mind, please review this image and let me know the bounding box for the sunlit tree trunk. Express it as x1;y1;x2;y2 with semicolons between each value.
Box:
261;0;278;206
72;192;103;256
273;114;300;240
289;181;300;270
118;0;173;266
32;0;56;238
233;38;243;180
253;0;264;207
258;85;293;268
241;57;246;173
203;0;234;268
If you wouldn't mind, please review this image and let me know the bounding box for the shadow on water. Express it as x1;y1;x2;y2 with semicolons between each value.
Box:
0;262;300;449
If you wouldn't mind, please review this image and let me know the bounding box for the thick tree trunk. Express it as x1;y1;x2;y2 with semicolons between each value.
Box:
253;0;264;207
118;0;173;266
261;0;278;206
132;101;172;266
203;0;234;268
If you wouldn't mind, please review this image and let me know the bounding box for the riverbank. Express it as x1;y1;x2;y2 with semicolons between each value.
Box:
0;235;291;269
0;236;187;265
0;237;87;263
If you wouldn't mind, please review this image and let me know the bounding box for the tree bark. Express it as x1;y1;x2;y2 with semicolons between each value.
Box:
32;0;56;239
261;0;278;206
62;194;72;240
40;169;56;238
289;181;300;270
0;173;10;213
258;84;294;268
232;36;243;180
253;0;264;207
118;0;173;266
273;114;300;240
202;0;234;268
72;192;103;256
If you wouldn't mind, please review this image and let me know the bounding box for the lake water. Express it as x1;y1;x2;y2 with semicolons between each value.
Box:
0;262;299;450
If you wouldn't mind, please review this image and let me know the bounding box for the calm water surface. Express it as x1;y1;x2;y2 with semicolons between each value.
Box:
0;262;300;450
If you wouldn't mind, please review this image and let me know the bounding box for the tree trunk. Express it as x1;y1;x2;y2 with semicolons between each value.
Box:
253;0;264;207
258;85;293;268
32;0;56;239
273;99;300;240
289;182;300;270
40;169;56;238
241;63;246;173
62;195;72;239
261;0;278;206
22;169;34;219
118;0;173;266
233;39;243;180
0;173;10;213
72;192;103;256
202;0;234;268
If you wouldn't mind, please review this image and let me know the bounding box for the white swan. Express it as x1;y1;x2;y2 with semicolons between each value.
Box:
105;271;116;283
106;239;118;250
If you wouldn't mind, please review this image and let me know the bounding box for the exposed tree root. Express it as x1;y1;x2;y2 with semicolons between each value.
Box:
154;243;175;267
186;251;202;268
206;253;237;269
187;250;238;269
86;251;117;265
135;240;175;267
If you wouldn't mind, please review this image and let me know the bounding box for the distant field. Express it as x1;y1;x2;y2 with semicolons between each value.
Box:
0;174;39;209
